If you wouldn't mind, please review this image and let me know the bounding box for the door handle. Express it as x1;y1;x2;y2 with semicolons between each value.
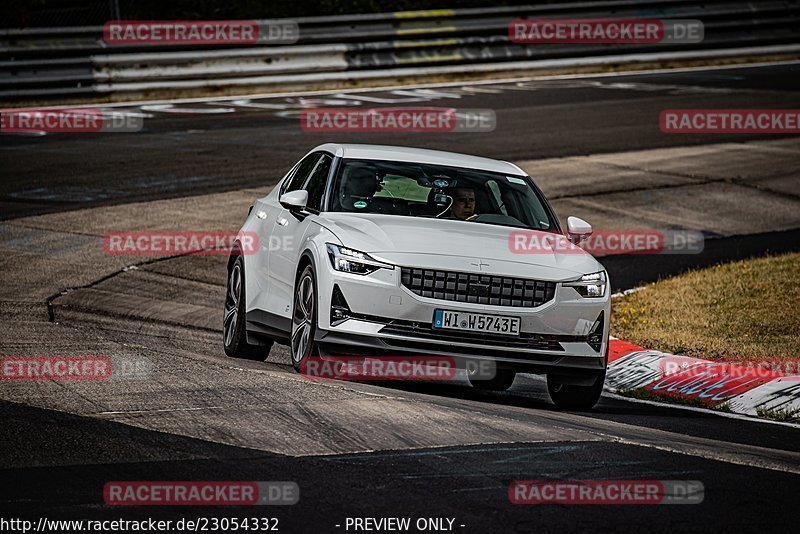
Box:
256;210;268;220
277;217;288;227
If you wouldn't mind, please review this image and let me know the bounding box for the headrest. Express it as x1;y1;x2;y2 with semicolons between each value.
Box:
341;167;380;197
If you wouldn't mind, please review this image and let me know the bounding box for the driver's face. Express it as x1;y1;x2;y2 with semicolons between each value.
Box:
451;189;475;220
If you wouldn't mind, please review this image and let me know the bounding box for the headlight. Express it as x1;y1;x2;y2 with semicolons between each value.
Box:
564;271;607;298
326;244;394;275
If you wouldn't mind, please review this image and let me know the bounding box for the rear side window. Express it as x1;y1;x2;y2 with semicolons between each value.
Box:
303;154;333;212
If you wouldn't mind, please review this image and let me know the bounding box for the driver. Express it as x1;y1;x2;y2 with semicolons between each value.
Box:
447;187;476;220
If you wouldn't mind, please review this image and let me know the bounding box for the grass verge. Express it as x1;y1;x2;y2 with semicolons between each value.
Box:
611;253;800;363
755;406;800;423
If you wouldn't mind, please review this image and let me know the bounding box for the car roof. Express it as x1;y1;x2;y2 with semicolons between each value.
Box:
311;143;527;176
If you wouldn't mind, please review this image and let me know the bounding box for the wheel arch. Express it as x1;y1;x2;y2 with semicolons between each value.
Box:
295;249;317;287
227;240;244;274
293;241;336;331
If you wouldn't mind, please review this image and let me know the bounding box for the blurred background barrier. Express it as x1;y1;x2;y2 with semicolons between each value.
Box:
1;0;799;100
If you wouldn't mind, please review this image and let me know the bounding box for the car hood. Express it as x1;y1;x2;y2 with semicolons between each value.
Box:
318;213;602;281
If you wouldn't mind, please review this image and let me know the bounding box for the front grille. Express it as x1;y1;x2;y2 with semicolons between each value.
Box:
400;267;556;308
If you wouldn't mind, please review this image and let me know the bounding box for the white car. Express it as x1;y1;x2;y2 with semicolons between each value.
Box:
224;144;610;410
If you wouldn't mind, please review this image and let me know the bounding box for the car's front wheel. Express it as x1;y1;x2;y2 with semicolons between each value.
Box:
291;265;319;372
468;368;516;391
223;255;271;360
547;369;606;411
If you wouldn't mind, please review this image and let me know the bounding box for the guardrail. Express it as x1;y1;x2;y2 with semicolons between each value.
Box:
1;0;799;100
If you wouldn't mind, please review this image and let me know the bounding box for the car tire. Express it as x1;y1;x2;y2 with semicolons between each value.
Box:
224;255;271;361
547;368;606;411
291;264;319;372
468;368;516;391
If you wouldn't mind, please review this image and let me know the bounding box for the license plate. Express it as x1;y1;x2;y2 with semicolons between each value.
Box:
433;309;520;336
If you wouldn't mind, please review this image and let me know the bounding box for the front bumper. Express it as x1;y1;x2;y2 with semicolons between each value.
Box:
315;259;610;375
314;328;606;376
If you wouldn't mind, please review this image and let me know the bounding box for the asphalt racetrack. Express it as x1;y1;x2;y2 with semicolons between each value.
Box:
1;63;799;533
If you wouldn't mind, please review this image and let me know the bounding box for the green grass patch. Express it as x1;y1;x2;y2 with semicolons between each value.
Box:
755;406;800;423
611;253;800;363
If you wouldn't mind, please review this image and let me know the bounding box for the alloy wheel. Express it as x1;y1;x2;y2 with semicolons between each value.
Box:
223;263;241;348
291;273;314;362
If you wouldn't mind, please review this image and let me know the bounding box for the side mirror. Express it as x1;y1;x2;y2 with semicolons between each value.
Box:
567;216;592;239
279;190;308;210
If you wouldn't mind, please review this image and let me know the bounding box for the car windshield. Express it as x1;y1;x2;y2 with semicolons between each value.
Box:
328;158;556;231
